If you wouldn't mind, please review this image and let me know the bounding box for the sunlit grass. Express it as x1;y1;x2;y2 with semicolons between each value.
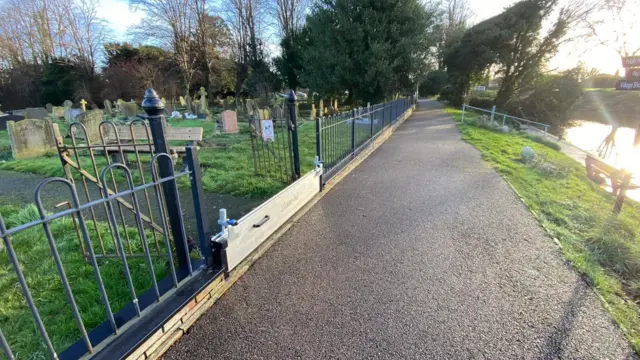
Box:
0;204;174;358
0;118;317;199
446;105;640;353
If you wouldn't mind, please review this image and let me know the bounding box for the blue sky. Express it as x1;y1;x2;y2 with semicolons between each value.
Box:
98;0;622;74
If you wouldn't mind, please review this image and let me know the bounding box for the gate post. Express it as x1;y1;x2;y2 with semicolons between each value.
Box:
288;90;301;179
185;146;217;270
142;89;191;271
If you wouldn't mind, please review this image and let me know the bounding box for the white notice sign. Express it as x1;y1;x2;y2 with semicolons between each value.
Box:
261;119;274;141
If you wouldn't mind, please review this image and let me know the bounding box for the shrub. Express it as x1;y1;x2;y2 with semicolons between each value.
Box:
419;70;448;96
468;97;494;109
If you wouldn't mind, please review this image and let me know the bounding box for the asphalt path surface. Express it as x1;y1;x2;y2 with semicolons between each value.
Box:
163;100;636;359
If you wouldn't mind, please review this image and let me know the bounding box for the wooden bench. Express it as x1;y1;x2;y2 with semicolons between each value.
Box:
585;154;634;195
103;124;203;165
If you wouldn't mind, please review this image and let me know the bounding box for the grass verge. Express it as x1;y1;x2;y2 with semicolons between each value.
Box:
0;118;316;199
445;105;640;352
0;203;186;358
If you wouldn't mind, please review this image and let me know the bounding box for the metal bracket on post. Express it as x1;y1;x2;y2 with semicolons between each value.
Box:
185;146;214;270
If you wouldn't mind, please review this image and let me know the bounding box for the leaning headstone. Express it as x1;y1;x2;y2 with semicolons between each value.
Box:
74;109;105;144
7;119;57;159
46;103;53;114
221;110;239;133
25;108;48;119
311;104;316;120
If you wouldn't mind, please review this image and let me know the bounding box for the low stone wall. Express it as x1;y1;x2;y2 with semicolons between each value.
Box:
7;119;57;160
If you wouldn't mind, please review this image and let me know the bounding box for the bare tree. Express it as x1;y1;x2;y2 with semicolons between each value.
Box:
271;0;308;38
435;0;473;69
0;0;108;70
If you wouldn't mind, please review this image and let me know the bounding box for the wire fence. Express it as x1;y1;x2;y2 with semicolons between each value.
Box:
461;104;550;136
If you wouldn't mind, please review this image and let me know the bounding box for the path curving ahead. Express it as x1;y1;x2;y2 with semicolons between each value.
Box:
163;100;636;360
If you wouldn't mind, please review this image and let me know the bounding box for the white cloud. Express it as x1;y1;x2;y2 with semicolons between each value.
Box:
98;0;144;41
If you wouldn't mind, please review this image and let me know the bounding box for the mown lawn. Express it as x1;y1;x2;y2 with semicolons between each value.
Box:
446;105;640;353
0;117;317;199
0;203;178;358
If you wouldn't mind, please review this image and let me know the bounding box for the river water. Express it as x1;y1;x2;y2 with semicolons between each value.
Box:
565;120;639;175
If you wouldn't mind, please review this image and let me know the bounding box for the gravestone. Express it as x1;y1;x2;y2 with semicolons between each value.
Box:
185;95;193;113
334;99;339;111
104;100;113;116
65;108;83;123
46;103;53;114
0;114;24;131
120;102;138;119
179;96;186;106
52;106;65;119
80;99;87;112
74;109;105;144
319;99;325;115
311;104;316;120
199;87;209;118
25;108;48;119
7;119;57;160
63;100;73;122
221;110;239;133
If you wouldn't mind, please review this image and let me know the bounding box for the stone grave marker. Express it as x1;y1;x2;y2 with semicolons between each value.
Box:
104;100;113;116
52;106;65;119
63;100;73;122
25;107;48;119
46;103;53;113
7;119;57;159
65;108;83;123
80;99;87;112
74;109;105;143
185;95;193;113
221;110;239;133
311;104;316;120
199;87;209;118
258;108;270;120
319;99;325;115
120;102;138;119
179;96;186;106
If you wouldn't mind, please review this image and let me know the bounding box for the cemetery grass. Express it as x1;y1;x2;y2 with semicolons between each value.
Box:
446;106;640;353
0;203;176;358
0;119;317;199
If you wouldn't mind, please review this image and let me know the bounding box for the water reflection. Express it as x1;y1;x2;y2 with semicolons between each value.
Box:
565;120;640;175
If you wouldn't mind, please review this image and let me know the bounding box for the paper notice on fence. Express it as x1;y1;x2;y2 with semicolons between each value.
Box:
261;119;274;141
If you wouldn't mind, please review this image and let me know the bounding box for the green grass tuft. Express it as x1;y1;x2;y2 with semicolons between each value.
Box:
445;105;640;353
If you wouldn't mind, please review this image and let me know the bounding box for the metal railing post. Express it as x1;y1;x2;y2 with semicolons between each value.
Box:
369;102;374;138
288;90;301;179
351;109;356;156
185;146;215;270
502;114;506;127
315;114;323;190
461;104;466;123
142;88;190;270
490;105;496;123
